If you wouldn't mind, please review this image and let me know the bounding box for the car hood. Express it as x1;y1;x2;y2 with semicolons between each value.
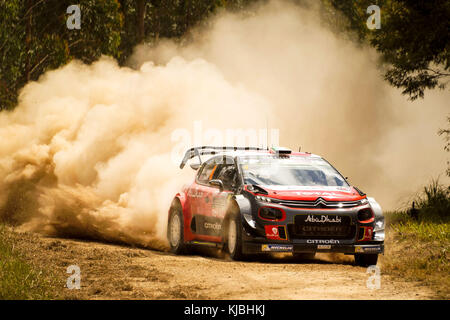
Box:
258;185;363;201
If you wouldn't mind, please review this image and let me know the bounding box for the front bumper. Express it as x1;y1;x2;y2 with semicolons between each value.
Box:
241;199;385;255
242;241;384;254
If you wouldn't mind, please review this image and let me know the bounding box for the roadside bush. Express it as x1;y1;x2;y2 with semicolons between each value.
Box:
401;179;450;223
0;225;54;299
415;179;450;222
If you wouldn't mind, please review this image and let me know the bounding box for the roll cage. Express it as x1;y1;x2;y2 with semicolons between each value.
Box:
194;154;245;193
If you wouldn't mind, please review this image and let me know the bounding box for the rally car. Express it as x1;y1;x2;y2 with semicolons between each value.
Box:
167;146;384;266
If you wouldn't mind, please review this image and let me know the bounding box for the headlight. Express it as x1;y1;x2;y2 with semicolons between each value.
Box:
360;198;369;205
255;195;273;203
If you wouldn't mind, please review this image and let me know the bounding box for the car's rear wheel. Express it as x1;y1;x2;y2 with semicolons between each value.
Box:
293;252;316;261
227;215;245;261
168;207;188;254
354;254;378;267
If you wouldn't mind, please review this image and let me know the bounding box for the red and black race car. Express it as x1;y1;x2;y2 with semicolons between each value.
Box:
167;146;384;266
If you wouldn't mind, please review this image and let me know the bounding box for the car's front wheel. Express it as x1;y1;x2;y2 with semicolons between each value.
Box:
227;215;245;261
354;254;378;267
168;207;188;254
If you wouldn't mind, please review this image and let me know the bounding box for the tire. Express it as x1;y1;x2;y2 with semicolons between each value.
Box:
226;214;245;261
354;254;378;267
293;252;316;261
168;207;189;255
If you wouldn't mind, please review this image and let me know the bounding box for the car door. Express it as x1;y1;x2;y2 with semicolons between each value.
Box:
187;157;220;238
189;156;236;239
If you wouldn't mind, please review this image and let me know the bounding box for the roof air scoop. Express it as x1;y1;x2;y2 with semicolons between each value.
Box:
270;146;292;156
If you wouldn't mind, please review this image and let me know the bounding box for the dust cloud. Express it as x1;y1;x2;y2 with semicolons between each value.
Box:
0;1;448;248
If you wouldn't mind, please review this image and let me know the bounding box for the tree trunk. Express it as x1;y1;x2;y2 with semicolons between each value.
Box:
148;0;161;43
25;0;33;82
136;0;146;43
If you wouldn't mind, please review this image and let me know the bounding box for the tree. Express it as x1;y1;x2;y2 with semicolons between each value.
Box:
325;0;450;101
373;0;449;100
1;0;260;110
324;0;449;176
0;0;122;111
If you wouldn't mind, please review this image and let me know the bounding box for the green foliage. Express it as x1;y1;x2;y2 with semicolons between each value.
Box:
0;0;123;111
326;0;450;101
394;179;450;223
0;225;54;299
373;0;450;100
384;179;450;298
0;0;27;110
391;219;449;242
0;0;258;110
2;0;447;111
416;179;450;221
321;0;383;42
383;210;449;298
385;178;449;246
383;226;449;298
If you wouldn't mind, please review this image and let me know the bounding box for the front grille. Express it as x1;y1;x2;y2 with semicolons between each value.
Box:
270;197;362;209
288;214;355;239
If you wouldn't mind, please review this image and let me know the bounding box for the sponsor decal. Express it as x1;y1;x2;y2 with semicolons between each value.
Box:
264;225;284;240
363;246;380;253
355;245;381;253
359;226;374;241
204;222;221;231
301;225;346;232
364;247;380;252
293;191;348;198
305;215;342;223
194;215;222;236
306;239;340;244
261;244;293;252
188;189;203;198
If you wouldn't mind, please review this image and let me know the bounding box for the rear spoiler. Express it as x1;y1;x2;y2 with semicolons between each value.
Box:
179;146;268;169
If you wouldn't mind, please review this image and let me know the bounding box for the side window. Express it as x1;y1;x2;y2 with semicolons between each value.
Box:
215;164;237;191
197;160;218;184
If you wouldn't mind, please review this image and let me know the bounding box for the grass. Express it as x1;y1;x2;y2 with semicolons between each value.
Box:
0;225;56;299
412;179;450;222
382;180;450;299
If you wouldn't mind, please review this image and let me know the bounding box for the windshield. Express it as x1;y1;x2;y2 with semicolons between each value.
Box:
239;155;348;188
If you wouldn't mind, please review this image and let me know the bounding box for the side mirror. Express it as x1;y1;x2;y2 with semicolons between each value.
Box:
190;163;201;170
209;179;224;192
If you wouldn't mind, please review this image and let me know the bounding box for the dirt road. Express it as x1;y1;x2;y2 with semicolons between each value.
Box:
12;231;434;299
